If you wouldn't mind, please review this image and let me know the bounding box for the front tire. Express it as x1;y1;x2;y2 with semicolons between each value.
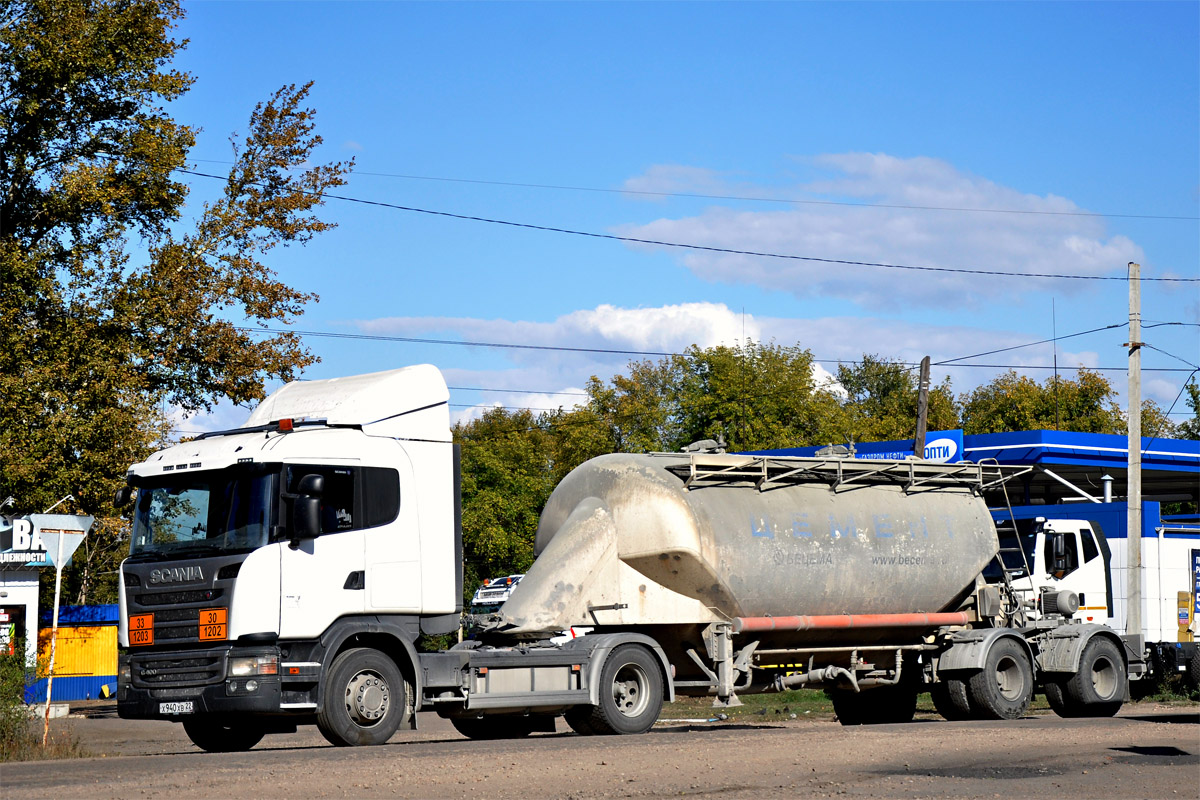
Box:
584;645;664;735
1045;637;1125;718
966;637;1033;720
316;647;410;746
182;717;265;752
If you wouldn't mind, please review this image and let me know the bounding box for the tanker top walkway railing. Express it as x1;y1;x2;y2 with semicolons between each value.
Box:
665;453;1016;493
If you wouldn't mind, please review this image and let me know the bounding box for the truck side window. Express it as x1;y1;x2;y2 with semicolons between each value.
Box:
361;467;400;528
1080;528;1099;563
1044;533;1080;578
288;466;355;533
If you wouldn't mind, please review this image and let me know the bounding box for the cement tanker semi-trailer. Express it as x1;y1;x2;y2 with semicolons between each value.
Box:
115;366;1132;750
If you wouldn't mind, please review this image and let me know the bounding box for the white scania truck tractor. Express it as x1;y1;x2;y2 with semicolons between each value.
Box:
117;366;1151;750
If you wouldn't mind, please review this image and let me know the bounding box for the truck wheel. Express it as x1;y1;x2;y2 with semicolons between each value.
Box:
966;637;1032;720
1187;650;1200;693
449;715;534;740
316;647;410;746
564;706;596;735
830;684;917;725
182;717;265;752
930;678;973;721
1045;637;1124;718
585;645;664;735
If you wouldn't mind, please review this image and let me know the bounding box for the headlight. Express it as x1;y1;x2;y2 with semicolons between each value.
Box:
118;663;131;684
229;655;278;677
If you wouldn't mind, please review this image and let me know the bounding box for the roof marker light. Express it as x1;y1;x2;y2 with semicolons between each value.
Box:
277;418;294;432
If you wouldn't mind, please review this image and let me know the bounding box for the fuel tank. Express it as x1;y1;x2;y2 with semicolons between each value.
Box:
497;453;998;635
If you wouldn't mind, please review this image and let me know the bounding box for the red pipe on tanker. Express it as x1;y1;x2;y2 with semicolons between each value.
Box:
732;611;970;634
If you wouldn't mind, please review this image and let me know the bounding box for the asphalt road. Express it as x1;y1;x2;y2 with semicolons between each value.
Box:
3;704;1197;799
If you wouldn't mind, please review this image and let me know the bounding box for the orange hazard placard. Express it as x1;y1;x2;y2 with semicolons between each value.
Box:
129;613;154;646
198;607;227;641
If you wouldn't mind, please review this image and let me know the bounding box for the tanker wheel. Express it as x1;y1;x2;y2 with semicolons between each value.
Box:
966;638;1033;720
830;685;917;725
450;715;535;740
565;706;597;736
316;647;410;746
1045;637;1124;718
930;678;974;721
1187;649;1200;693
585;645;664;735
182;716;265;752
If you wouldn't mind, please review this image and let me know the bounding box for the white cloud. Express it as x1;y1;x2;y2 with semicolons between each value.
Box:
360;302;761;359
617;154;1144;309
355;302;1092;415
621;165;738;201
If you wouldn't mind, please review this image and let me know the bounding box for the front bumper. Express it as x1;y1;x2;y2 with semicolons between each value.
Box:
118;645;283;720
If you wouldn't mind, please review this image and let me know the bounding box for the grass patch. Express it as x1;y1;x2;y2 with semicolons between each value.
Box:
660;689;834;721
0;653;87;762
0;719;88;763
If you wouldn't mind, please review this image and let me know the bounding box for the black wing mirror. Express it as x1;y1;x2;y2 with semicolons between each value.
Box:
1050;532;1068;575
114;485;134;508
290;473;326;547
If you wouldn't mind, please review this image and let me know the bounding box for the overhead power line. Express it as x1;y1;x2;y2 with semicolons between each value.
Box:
933;323;1128;367
190;158;1199;222
236;326;1196;373
178;168;1198;283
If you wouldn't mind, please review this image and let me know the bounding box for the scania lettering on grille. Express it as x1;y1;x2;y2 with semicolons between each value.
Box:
149;566;205;585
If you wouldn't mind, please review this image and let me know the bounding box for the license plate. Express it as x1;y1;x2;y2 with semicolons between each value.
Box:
159;701;194;715
198;607;227;641
129;613;154;646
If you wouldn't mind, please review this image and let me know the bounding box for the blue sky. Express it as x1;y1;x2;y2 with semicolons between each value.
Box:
168;1;1199;434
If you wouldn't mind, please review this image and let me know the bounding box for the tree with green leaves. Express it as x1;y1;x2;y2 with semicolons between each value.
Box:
1177;380;1200;440
453;408;553;599
959;369;1175;437
836;354;958;443
586;341;847;453
1;0;350;604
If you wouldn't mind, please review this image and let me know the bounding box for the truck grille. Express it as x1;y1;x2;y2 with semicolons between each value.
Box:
131;650;225;689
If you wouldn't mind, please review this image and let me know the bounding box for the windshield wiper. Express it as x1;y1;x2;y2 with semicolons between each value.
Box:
163;542;225;557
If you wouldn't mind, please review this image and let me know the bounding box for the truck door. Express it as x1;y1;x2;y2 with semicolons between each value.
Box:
1034;522;1109;621
278;464;367;639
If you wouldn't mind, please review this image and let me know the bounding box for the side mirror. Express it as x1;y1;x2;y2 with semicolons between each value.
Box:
1050;533;1068;574
297;474;325;497
289;473;326;547
114;485;134;508
292;496;321;545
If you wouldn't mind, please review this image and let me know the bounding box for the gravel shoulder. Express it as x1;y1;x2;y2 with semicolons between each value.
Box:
2;701;1195;799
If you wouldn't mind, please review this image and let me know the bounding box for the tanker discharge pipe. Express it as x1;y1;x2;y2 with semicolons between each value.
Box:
734;611;970;634
771;650;907;693
771;665;858;693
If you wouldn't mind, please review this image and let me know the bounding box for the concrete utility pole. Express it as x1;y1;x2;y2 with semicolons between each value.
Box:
1126;262;1142;639
914;356;931;458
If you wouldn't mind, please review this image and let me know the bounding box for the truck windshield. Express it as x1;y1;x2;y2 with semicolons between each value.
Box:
129;466;278;559
983;518;1038;581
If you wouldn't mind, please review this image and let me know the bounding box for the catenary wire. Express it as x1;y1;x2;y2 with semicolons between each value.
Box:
235;325;1196;373
189;158;1200;222
177;168;1198;283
